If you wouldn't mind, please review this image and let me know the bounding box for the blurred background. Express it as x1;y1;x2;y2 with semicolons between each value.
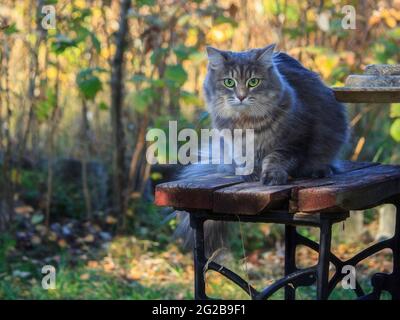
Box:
0;0;399;299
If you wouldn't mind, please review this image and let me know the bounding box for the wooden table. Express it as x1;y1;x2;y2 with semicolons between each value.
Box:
155;161;400;300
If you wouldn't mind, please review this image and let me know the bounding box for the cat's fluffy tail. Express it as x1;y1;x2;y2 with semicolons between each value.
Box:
173;163;234;256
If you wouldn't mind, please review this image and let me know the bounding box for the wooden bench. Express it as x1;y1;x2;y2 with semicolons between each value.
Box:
155;161;400;300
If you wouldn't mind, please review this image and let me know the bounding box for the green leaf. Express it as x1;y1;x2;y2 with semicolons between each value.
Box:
173;45;197;61
51;34;77;54
390;103;400;118
98;101;108;111
135;0;156;7
90;33;101;52
214;15;238;27
75;26;90;43
4;23;18;35
132;88;154;113
150;48;168;65
180;91;202;106
76;68;104;100
35;88;56;121
131;74;148;83
164;65;188;87
31;213;44;225
390;118;400;142
151;79;165;88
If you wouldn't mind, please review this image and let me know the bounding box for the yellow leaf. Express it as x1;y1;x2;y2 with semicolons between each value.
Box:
106;216;118;224
80;273;90;280
385;16;397;28
58;239;67;248
206;23;234;44
87;260;99;269
368;15;381;27
48;232;57;242
185;28;198;47
83;234;95;243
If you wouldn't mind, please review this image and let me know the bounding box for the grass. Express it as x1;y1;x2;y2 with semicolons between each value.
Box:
0;211;394;300
0;236;392;300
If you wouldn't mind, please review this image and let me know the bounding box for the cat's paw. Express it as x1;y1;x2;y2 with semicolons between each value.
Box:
310;165;333;179
261;168;288;186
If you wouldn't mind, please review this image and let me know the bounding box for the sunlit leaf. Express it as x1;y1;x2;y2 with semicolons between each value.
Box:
390;104;400;118
390;118;400;142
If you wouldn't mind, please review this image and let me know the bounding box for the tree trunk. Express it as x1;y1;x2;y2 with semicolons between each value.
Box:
45;60;60;228
0;35;14;232
17;0;45;180
81;99;92;220
376;204;396;241
342;210;364;243
110;0;131;227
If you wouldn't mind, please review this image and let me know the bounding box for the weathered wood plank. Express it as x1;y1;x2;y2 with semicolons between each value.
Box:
154;161;380;213
332;87;400;103
212;161;377;215
154;174;243;209
213;183;292;215
213;179;332;215
292;164;400;213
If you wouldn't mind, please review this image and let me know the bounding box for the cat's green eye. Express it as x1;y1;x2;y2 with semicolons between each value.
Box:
247;78;261;88
223;78;235;88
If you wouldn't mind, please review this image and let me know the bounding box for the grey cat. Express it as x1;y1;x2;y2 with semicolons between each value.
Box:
175;44;349;255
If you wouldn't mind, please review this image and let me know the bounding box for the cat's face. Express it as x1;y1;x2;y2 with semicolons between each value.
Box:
203;44;283;119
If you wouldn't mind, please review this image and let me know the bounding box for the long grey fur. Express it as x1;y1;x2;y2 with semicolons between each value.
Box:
174;44;349;256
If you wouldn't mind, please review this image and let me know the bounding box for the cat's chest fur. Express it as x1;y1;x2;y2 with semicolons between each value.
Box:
213;114;285;170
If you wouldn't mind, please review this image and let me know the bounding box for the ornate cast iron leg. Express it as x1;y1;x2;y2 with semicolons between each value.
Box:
190;215;208;300
391;203;400;300
285;225;297;300
316;219;332;300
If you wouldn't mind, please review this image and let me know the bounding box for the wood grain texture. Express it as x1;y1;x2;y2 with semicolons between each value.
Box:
332;87;400;103
154;161;400;214
293;164;400;213
154;174;243;209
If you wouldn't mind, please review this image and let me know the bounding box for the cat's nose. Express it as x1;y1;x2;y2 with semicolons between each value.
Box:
237;95;247;102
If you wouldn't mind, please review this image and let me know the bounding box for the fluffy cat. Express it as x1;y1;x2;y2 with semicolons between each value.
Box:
175;44;349;255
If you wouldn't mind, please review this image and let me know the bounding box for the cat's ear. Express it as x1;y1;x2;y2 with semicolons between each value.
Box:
256;44;276;66
206;46;227;69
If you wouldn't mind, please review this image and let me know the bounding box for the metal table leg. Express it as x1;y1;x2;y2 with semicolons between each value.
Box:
190;215;208;300
284;225;297;300
316;219;332;300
